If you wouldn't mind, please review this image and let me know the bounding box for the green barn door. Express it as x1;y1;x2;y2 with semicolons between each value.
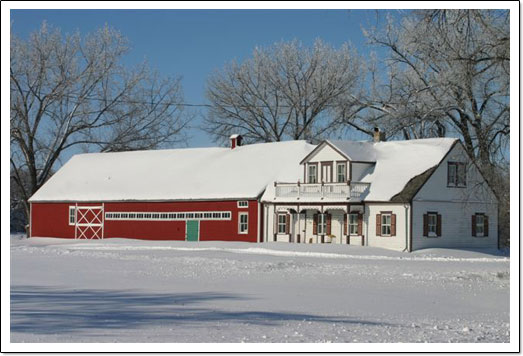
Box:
186;220;199;241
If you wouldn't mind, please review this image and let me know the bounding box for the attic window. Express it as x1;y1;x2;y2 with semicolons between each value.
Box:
448;162;466;187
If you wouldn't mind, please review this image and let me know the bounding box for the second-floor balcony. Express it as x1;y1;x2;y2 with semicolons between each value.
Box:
274;181;371;201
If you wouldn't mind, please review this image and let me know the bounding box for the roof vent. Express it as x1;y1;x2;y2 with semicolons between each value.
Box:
373;127;386;143
230;134;243;149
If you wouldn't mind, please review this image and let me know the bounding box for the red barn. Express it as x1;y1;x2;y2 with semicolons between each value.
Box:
29;137;315;242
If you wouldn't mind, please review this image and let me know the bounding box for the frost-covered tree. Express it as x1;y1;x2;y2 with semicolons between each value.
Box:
352;9;510;246
358;10;509;168
205;39;364;144
11;23;190;225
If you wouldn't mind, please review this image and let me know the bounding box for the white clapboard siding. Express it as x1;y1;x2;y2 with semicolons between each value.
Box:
366;203;409;251
412;142;498;250
412;201;498;250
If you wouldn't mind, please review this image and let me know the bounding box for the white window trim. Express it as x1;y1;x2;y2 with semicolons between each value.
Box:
308;164;317;184
277;213;287;234
317;213;327;235
68;206;76;226
427;213;438;236
337;162;346;183
381;213;391;236
475;214;485;237
349;213;359;236
104;211;232;221
238;212;249;234
237;201;249;208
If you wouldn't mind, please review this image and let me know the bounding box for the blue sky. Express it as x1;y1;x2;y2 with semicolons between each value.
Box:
11;9;392;148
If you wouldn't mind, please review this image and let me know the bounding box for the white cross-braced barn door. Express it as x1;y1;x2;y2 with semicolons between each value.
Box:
75;205;104;239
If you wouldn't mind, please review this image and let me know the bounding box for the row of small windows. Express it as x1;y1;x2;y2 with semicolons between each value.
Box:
105;211;232;221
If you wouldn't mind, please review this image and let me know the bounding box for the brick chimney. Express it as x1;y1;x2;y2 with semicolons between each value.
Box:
373;127;386;142
230;134;243;149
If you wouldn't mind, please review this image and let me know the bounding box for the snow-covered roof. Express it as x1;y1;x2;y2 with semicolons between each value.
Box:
327;140;377;162
358;138;457;201
29;141;316;202
262;137;458;202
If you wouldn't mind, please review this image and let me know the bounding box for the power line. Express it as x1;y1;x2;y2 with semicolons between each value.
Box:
10;87;355;109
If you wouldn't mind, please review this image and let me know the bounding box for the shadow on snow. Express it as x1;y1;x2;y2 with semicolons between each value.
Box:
11;286;393;335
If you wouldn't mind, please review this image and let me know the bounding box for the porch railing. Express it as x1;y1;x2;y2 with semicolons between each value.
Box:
274;181;370;200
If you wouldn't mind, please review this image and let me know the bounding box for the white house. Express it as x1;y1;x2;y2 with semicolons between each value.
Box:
29;130;498;251
261;131;499;251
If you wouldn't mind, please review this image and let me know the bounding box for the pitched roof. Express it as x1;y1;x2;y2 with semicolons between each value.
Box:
262;137;458;202
29;140;316;202
349;138;458;201
327;140;377;162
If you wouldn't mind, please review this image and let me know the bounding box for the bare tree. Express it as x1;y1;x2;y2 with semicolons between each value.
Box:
354;10;510;245
358;10;509;167
205;39;364;144
10;23;190;224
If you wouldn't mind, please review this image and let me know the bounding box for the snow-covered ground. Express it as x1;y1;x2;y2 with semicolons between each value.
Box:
10;236;509;343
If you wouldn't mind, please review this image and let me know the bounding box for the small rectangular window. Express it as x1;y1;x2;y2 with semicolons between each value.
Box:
177;213;185;219
204;212;212;219
349;213;359;235
337;163;346;183
476;214;485;236
381;214;391;236
239;213;248;234
317;213;327;235
237;201;249;208
308;164;317;183
68;206;76;225
427;213;438;236
448;162;466;187
278;214;287;234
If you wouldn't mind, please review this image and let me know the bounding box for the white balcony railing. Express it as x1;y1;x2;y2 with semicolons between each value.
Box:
274;181;370;200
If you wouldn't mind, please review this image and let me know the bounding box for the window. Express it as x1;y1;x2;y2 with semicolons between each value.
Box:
239;213;248;234
381;214;391;236
237;201;248;208
308;164;317;183
317;213;327;235
448;162;466;187
427;213;438;236
337;163;346;183
476;214;484;236
104;211;232;221
278;214;287;234
68;206;76;225
349;213;359;235
473;213;488;237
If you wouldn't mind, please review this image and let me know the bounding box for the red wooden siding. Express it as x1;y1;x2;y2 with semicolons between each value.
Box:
31;200;259;242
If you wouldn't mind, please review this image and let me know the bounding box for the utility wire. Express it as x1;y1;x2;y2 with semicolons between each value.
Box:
10;87;356;109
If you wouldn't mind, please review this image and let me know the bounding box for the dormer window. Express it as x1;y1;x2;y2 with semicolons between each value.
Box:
448;162;466;187
336;162;346;182
308;164;317;183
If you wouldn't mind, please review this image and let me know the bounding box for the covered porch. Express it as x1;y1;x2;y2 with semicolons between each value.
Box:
271;204;365;245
